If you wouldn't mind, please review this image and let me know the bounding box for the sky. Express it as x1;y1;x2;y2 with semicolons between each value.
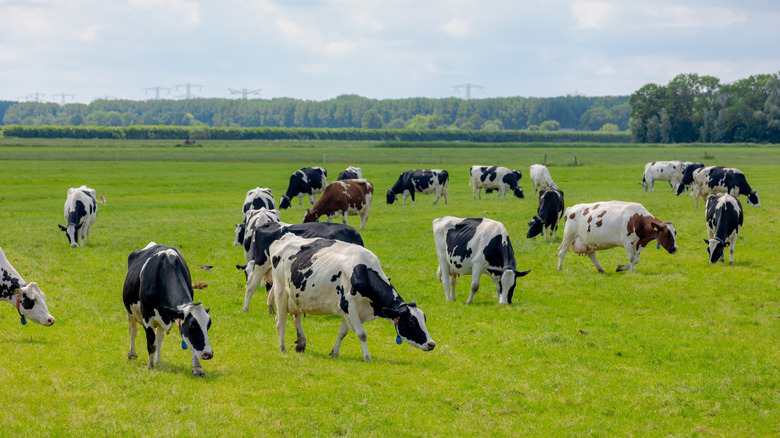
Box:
1;0;779;104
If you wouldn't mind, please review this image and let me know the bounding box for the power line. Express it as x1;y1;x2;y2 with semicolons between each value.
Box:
229;88;262;99
175;83;203;99
144;86;170;100
19;92;46;103
452;83;484;99
51;93;75;105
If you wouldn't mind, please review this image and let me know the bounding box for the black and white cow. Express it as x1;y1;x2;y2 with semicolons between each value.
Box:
337;166;363;181
433;216;531;304
242;187;275;218
269;234;435;361
279;167;328;210
469;166;524;199
641;161;682;192
243;221;364;313
123;242;213;376
691;166;760;208
233;208;282;264
526;189;565;241
704;194;744;265
675;162;705;195
386;169;449;205
1;247;55;326
58;185;97;248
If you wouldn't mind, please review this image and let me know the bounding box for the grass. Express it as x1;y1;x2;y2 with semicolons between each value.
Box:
0;141;778;436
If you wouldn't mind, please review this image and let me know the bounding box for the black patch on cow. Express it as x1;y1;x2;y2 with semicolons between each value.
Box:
331;271;342;282
180;313;207;352
338;170;359;180
395;306;429;346
479;166;498;183
483;234;516;272
289;239;338;291
272;255;281;268
436;170;449;186
337;285;348;314
349;263;402;318
67;200;87;226
446;218;482;264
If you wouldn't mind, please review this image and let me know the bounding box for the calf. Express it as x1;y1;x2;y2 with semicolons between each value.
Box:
304;179;373;230
243;221;364;313
123;242;213;376
675;162;705;195
0;247;55;326
691;166;760;208
269;234;435;361
526;189;565;241
279;167;328;210
58;185;97;248
641;161;683;192
469;166;524;199
529;164;557;194
242;187;275;218
704;194;743;264
386;169;449;205
433;216;531;304
557;201;678;273
337;166;362;181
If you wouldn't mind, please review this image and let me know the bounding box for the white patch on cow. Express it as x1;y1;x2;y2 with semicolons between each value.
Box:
529;164;557;194
641;161;682;192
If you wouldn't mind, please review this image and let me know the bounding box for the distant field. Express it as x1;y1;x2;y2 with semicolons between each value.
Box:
0;141;778;436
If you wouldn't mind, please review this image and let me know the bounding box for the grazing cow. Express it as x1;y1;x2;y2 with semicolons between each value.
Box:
279;167;328;210
337;166;362;181
123;242;213;376
557;201;678;273
433;216;531;304
243;222;364;313
641;161;683;192
233;207;282;261
469;166;524;199
527;189;565;241
58;185;97;248
386;169;449;205
0;247;55;326
691;166;760;208
304;179;373;230
242;187;275;218
704;194;743;265
269;234;435;361
675;162;705;195
529;164;557;194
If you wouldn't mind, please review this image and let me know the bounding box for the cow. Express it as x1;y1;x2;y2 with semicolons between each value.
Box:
691;166;760;208
242;221;364;313
337;166;362;181
641;161;683;192
557;201;678;273
433;216;531;305
242;187;275;218
529;164;557;194
675;162;705;195
386;169;449;205
268;234;435;361
704;194;744;265
469;166;524;200
279;167;328;210
58;185;97;248
303;179;373;230
0;247;55;326
233;208;282;262
122;242;213;376
526;189;565;241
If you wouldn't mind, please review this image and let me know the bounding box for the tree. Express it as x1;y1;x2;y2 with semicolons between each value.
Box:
361;108;384;129
540;120;560;131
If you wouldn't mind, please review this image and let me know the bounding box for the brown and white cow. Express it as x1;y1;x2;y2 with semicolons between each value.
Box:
557;201;677;273
303;179;373;230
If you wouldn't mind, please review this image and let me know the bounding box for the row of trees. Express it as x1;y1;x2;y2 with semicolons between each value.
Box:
1;95;630;132
630;72;780;143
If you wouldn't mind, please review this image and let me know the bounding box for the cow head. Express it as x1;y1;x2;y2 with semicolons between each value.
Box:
654;222;678;254
499;268;531;304
279;196;291;210
58;223;83;248
747;191;760;207
12;283;55;326
513;187;525;199
163;302;213;362
383;303;435;351
233;222;246;246
526;216;544;239
386;190;397;204
675;183;686;196
704;237;728;263
303;209;319;223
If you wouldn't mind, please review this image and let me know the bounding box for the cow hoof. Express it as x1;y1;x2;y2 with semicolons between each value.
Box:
615;265;629;272
363;355;373;362
127;352;137;360
192;368;205;377
295;343;306;353
329;350;339;358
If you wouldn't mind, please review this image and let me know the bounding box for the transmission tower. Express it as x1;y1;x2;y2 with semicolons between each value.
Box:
229;88;262;99
453;83;484;99
144;86;170;100
51;93;75;105
21;92;46;102
176;83;203;99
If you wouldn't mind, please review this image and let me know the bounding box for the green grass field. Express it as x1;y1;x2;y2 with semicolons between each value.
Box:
1;141;778;436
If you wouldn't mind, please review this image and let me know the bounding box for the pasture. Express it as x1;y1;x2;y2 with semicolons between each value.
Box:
1;140;779;436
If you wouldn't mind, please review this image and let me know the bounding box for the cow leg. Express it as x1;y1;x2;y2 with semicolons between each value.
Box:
243;262;263;312
348;314;372;362
292;314;306;353
275;289;289;354
153;327;165;365
449;275;457;302
443;187;448;204
437;264;454;301
341;212;347;225
432;189;441;205
359;212;368;230
330;319;350;358
127;316;138;359
617;249;640;273
466;265;483;304
587;252;606;274
144;326;157;368
266;283;275;315
557;233;576;271
190;350;205;377
729;236;737;265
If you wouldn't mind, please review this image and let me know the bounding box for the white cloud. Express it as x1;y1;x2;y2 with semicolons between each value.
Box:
77;24;102;42
438;17;468;38
571;1;747;30
127;0;203;26
571;1;616;30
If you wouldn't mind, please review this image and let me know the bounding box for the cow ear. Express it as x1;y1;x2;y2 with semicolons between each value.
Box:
75;222;83;230
515;269;531;277
161;306;184;321
205;307;211;313
703;239;709;244
382;307;401;319
58;224;67;231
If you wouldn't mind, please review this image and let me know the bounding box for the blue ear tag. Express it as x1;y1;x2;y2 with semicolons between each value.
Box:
20;315;27;325
541;231;544;236
746;199;750;204
396;335;402;345
181;340;188;350
657;243;660;249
